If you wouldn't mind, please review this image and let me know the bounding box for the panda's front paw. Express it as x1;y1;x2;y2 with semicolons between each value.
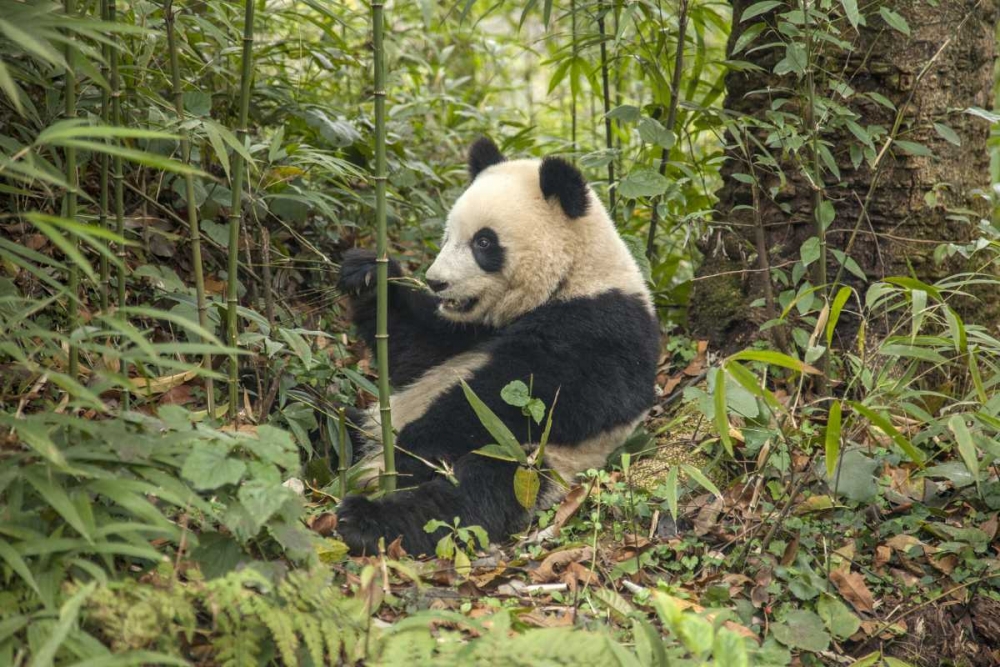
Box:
337;248;402;295
336;494;387;556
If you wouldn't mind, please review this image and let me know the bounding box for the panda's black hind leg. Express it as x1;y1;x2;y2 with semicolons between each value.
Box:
336;454;539;557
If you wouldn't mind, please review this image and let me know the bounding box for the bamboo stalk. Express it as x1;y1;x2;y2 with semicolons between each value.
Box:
802;0;830;386
372;0;396;493
166;0;215;416
64;0;79;379
109;0;129;407
226;0;257;422
337;407;348;496
570;0;577;154
596;0;615;218
646;0;688;261
99;0;110;313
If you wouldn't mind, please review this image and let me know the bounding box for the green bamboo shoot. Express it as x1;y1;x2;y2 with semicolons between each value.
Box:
226;0;257;421
166;0;215;415
109;0;128;406
373;0;396;492
64;0;79;379
98;0;110;313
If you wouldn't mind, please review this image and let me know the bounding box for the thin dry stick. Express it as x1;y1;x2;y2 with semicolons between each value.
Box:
226;0;257;423
166;0;215;416
372;0;396;492
646;0;688;261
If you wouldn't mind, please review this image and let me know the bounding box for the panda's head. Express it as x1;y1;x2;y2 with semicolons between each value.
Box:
426;137;648;326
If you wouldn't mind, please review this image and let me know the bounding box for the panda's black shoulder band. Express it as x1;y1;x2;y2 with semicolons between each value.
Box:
468;137;506;180
539;156;589;219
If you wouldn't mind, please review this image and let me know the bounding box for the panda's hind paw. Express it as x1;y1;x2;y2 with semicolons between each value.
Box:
336;494;387;556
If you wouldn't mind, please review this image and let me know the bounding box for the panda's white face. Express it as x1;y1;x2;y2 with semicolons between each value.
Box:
426;159;573;326
426;140;652;327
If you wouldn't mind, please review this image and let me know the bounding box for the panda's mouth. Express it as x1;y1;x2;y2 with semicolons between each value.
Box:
440;296;478;314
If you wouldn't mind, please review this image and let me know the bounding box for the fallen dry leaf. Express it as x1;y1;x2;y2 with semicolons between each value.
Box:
309;513;338;536
531;546;593;584
551;484;589;536
561;561;598;592
874;545;892;569
387;536;407;560
830;569;875;614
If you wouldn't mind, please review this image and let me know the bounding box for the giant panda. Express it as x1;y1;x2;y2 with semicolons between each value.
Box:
336;137;660;556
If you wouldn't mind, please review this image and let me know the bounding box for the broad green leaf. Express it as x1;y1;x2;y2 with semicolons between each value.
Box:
817;594;861;639
181;442;247;490
800;237;821;267
839;0;859;28
893;140;931;157
879;7;910;35
500;380;531;407
771;609;831;653
948;415;979;486
816;200;835;230
824;401;842;478
933;123;961;147
741;1;782;22
618;168;669;199
513;466;540;509
637;117;675;148
460;379;525;463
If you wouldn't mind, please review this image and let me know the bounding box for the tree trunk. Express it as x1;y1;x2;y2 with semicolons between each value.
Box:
690;0;999;348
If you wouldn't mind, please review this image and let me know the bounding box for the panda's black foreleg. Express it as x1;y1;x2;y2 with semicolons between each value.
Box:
337;454;540;557
338;248;491;387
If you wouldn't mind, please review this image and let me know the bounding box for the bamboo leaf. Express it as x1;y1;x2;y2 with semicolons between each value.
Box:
826;286;853;347
0;539;42;596
948;415;979;486
23;468;93;543
460;379;526;464
728;350;822;375
849;402;925;465
680;464;721;498
28;581;96;667
713;368;732;455
839;0;859;28
825;401;843;478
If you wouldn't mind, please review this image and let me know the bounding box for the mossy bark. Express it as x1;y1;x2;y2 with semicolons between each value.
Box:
690;0;999;348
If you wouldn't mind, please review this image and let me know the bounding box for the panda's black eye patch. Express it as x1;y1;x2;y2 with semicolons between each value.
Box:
471;227;504;273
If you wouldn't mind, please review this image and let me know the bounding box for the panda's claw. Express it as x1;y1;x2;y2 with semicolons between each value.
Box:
338;248;403;296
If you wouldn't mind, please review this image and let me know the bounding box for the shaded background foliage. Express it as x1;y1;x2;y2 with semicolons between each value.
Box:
2;0;1000;665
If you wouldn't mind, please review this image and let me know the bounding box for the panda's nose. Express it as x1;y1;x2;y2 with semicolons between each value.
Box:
427;279;449;293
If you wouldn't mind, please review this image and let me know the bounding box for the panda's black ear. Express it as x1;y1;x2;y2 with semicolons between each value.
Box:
539;156;589;219
468;137;505;180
